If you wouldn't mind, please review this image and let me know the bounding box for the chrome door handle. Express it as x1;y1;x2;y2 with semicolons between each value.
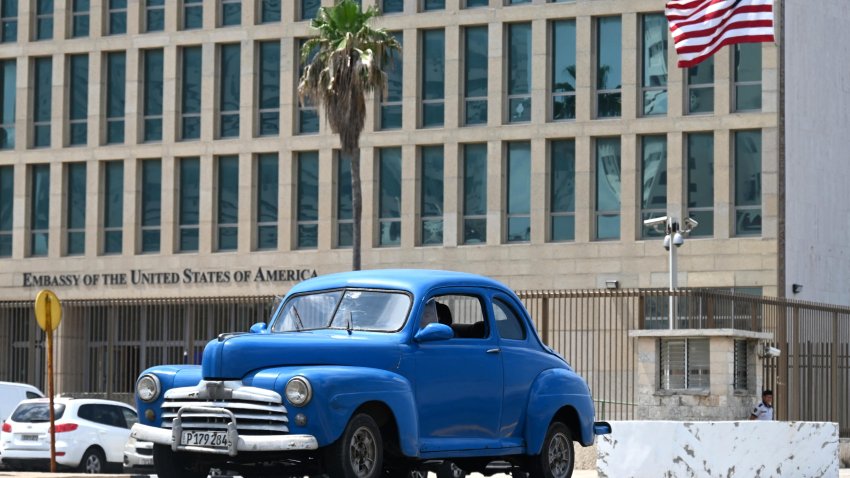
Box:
486;348;501;354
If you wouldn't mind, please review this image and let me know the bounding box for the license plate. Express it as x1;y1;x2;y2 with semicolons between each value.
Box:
21;434;39;441
180;430;229;448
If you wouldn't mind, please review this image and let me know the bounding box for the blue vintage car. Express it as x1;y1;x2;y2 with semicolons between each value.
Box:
130;269;610;478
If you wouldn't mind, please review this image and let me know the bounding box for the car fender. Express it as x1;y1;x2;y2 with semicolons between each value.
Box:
253;365;420;457
525;368;596;453
135;365;203;427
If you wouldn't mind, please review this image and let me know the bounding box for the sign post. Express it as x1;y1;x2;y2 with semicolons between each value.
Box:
34;289;62;473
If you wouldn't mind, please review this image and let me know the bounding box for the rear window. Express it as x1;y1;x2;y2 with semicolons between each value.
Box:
11;403;66;422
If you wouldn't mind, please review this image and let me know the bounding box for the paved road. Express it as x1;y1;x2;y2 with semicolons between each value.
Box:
1;472;848;478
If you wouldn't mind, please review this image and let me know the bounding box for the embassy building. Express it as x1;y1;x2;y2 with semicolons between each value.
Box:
0;0;847;395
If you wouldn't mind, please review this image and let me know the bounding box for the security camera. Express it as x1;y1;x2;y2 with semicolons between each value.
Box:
672;232;684;247
643;216;669;229
662;235;671;251
683;217;699;231
761;345;781;358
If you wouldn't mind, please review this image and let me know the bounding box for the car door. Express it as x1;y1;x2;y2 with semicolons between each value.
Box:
411;290;504;452
100;405;133;463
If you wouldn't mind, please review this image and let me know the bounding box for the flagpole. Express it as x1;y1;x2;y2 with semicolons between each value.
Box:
776;0;785;299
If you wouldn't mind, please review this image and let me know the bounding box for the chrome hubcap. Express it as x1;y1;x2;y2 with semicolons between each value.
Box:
349;426;377;477
85;454;102;473
547;432;572;478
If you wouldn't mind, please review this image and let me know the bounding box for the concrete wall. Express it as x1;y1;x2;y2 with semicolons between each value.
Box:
598;421;840;478
784;0;850;305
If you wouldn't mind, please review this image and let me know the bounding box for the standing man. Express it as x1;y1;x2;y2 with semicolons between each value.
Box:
749;390;774;420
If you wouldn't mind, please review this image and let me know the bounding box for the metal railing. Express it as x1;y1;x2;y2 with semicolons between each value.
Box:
0;289;847;436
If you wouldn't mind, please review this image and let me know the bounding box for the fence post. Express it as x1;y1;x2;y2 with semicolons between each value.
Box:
776;304;788;421
832;312;839;423
792;306;801;421
541;297;550;346
706;295;715;329
638;295;645;330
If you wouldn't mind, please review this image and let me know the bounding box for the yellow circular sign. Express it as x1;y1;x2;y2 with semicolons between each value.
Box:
34;290;62;332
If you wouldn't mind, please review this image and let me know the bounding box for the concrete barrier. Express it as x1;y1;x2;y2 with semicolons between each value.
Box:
598;421;839;478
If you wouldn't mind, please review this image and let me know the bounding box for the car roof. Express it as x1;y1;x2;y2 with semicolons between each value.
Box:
15;397;135;409
0;381;44;395
287;269;510;297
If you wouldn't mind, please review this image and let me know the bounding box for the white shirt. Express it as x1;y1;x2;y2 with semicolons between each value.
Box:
751;401;774;420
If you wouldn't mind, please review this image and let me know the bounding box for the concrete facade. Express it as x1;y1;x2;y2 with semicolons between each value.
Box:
0;0;781;302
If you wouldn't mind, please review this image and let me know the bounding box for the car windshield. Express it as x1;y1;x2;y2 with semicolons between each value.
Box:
271;289;411;333
11;403;66;422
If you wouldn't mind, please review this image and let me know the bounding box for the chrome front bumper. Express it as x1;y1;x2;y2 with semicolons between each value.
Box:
131;406;318;457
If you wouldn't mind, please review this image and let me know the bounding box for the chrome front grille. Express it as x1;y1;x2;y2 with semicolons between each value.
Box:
161;381;289;435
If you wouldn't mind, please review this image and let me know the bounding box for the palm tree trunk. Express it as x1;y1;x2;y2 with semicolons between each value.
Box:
351;148;362;271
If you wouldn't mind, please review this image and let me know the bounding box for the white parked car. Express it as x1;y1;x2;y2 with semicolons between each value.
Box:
123;436;153;471
0;397;137;473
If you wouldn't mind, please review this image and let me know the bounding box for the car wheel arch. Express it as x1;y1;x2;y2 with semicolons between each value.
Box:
78;445;107;473
340;400;419;459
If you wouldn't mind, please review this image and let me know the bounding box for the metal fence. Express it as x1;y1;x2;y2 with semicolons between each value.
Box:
0;289;847;436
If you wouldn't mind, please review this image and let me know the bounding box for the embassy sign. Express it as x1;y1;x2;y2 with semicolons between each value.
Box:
21;267;319;288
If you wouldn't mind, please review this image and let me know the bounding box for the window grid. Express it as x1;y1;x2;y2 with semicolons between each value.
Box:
687;57;714;115
462;143;487;245
660;338;709;391
422;0;444;12
380;32;403;130
216;156;238;251
30;164;50;257
296;151;319;249
108;0;127;35
595;16;622;118
181;46;202;141
0;0;17;43
382;0;403;14
420;146;443;246
65;162;86;256
507;23;531;124
300;0;320;21
103;160;124;254
0;59;15;150
641;13;668;116
551;19;576;121
35;0;53;40
686;132;714;237
105;52;125;144
335;152;352;248
734;44;762;112
140;159;161;254
183;0;202;30
640;135;667;239
142;49;164;142
463;26;488;126
0;165;11;257
298;40;319;134
68;54;88;147
219;44;241;139
734;339;748;391
145;0;165;32
378;147;402;247
734;130;762;237
260;0;281;23
257;41;281;137
550;140;575;242
256;153;278;250
595;137;621;240
421;29;445;128
220;0;241;26
71;0;90;38
506;141;530;243
178;157;200;252
32;57;52;149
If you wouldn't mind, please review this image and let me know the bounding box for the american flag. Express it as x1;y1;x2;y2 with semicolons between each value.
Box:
665;0;775;68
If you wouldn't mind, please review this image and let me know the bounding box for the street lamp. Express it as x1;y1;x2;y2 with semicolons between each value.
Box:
643;216;698;329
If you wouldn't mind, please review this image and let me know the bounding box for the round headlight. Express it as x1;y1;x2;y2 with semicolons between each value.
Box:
136;374;161;403
285;377;312;407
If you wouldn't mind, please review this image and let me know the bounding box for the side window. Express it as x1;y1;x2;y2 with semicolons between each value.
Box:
103;406;127;428
433;294;488;339
493;299;526;340
120;407;138;429
419;298;438;329
25;391;41;399
77;404;96;422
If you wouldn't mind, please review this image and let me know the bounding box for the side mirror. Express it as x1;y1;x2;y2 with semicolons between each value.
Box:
414;323;453;343
249;322;267;334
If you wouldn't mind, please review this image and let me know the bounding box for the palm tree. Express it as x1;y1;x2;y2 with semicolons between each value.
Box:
298;0;401;271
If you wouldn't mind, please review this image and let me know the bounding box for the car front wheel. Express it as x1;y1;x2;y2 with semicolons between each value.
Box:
528;422;574;478
152;444;210;478
324;413;384;478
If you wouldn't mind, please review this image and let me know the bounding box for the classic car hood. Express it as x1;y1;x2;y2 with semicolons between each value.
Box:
201;331;402;379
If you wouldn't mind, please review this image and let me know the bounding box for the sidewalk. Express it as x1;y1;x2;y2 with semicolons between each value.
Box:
0;471;847;478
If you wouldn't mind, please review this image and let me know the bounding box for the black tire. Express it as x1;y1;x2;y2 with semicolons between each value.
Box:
323;413;384;478
153;444;209;478
78;447;106;474
436;461;466;478
527;422;574;478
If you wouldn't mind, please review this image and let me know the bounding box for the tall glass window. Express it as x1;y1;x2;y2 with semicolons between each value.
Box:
423;0;444;11
640;135;667;238
297;151;319;249
260;0;281;23
507;23;531;123
380;32;403;130
596;17;622;118
103;161;123;254
641;14;667;116
257;154;278;250
32;57;52;149
220;0;240;26
336;152;352;248
421;29;445;128
179;157;200;252
71;0;89;37
258;41;280;136
466;0;487;7
734;130;762;236
550;140;575;242
463;144;487;245
383;0;403;14
0;0;16;43
421;146;443;246
0;59;15;150
143;49;164;142
0;166;11;256
217;156;238;251
595;138;621;240
552;20;576;121
687;57;713;114
298;39;319;134
105;52;125;144
219;44;241;139
35;0;52;40
145;0;164;32
66;162;86;255
379;147;402;247
108;0;127;35
183;0;202;30
181;46;202;140
464;26;487;126
140;159;161;253
30;164;50;257
687;133;714;237
734;44;762;111
506;142;530;242
300;0;320;20
68;54;88;146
